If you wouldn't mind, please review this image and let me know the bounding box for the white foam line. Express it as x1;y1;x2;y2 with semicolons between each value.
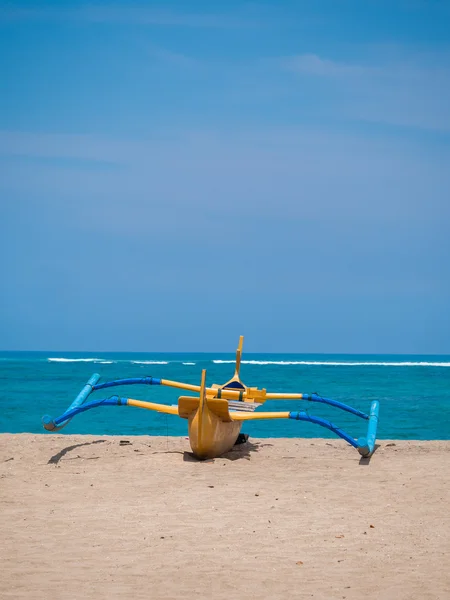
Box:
48;358;112;363
183;362;196;365
131;360;169;365
212;360;450;367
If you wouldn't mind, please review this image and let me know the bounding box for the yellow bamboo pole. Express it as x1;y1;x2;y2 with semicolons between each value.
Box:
159;378;306;402
197;370;206;449
127;399;179;415
234;335;244;377
160;378;200;393
265;393;305;400
230;411;291;421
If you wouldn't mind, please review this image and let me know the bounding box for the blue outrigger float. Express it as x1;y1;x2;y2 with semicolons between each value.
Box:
42;337;379;460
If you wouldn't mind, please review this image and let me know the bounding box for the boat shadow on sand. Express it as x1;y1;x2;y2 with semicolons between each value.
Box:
46;439;378;466
358;443;380;466
183;439;272;462
47;440;107;465
46;438;269;465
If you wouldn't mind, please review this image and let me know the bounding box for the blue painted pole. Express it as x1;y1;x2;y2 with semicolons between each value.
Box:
93;376;161;391
357;401;380;457
51;397;126;426
42;373;101;431
306;394;369;420
289;411;359;448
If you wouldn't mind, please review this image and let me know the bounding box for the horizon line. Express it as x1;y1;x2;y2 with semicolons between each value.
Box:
1;349;450;357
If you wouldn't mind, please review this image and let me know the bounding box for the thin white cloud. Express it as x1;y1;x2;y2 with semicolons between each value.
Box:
1;126;448;231
282;52;450;132
137;42;200;69
0;4;261;28
284;54;367;77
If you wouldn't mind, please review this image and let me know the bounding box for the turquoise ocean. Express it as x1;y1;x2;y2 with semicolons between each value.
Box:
1;351;449;440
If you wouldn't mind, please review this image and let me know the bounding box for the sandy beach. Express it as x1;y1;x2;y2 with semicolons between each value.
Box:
0;435;449;600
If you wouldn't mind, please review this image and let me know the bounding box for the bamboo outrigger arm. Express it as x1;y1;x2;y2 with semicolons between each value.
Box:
42;337;380;460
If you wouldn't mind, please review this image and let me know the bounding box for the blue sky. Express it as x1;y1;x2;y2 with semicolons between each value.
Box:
0;0;449;353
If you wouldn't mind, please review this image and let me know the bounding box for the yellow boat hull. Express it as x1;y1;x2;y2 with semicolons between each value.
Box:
179;395;242;459
188;407;242;460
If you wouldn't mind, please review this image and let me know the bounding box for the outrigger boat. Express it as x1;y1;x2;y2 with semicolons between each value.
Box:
42;337;379;460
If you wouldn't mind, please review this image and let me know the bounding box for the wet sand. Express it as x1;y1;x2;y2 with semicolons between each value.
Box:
1;434;449;599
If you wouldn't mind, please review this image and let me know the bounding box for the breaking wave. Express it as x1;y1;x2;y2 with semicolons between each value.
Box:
212;360;450;367
48;358;113;364
131;360;169;365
